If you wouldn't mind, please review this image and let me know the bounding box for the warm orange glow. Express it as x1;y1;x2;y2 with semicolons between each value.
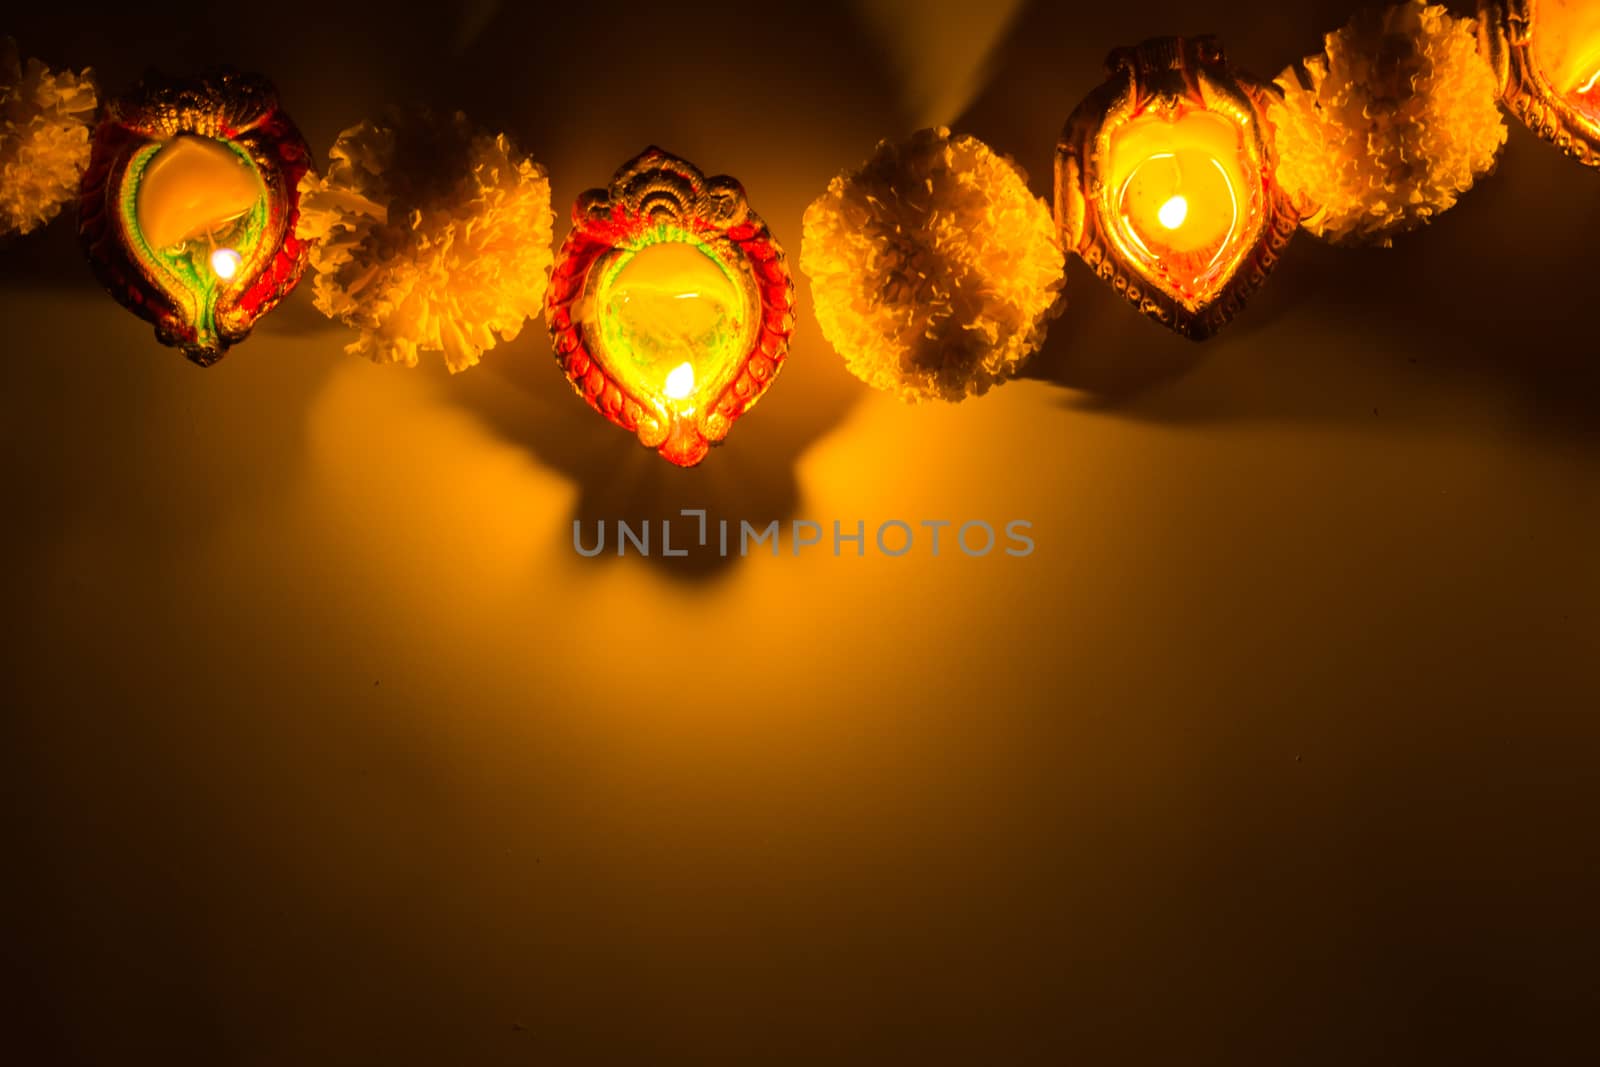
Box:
1524;0;1600;127
1102;110;1256;306
592;238;758;415
588;238;756;417
135;134;263;250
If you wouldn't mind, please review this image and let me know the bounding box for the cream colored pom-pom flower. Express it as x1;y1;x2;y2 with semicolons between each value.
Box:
0;38;95;237
296;110;554;373
1269;1;1507;246
801;127;1064;403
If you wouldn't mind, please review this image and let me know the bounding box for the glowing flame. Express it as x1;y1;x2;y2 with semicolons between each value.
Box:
663;361;696;401
210;247;242;280
1579;69;1600;96
1157;195;1189;231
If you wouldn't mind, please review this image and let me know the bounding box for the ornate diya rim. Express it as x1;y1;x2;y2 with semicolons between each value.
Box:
77;68;313;365
1054;36;1299;341
1479;0;1600;169
545;146;796;468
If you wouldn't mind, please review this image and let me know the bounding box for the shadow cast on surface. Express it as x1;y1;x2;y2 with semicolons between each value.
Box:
445;327;858;585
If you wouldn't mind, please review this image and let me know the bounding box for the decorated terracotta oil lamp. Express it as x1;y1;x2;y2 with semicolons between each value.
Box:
78;70;313;365
546;148;794;468
1055;37;1298;340
1480;0;1600;167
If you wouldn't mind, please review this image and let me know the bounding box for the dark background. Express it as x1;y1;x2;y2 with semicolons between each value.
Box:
3;1;1598;1063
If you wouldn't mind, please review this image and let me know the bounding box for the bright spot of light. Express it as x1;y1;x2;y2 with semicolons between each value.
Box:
1158;196;1189;231
664;362;695;401
210;248;242;280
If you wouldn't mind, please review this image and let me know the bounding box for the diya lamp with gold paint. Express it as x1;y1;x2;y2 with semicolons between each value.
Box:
1480;0;1600;168
77;70;313;365
1055;37;1299;340
546;147;795;468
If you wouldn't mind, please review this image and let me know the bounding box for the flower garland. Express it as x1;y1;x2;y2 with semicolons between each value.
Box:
3;1;1594;460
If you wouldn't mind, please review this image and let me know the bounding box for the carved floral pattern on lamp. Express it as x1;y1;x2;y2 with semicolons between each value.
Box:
77;70;312;365
1055;37;1298;340
546;148;795;468
1480;0;1600;167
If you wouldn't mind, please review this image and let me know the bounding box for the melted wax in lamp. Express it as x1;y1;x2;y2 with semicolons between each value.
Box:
1573;67;1600;122
1107;110;1253;304
135;133;264;282
594;240;751;414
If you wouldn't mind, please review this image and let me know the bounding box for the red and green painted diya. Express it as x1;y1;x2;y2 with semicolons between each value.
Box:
78;70;313;365
546;148;795;468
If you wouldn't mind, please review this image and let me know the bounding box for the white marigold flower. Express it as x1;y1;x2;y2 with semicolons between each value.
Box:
1270;2;1508;246
296;110;554;373
0;38;96;237
801;127;1065;403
